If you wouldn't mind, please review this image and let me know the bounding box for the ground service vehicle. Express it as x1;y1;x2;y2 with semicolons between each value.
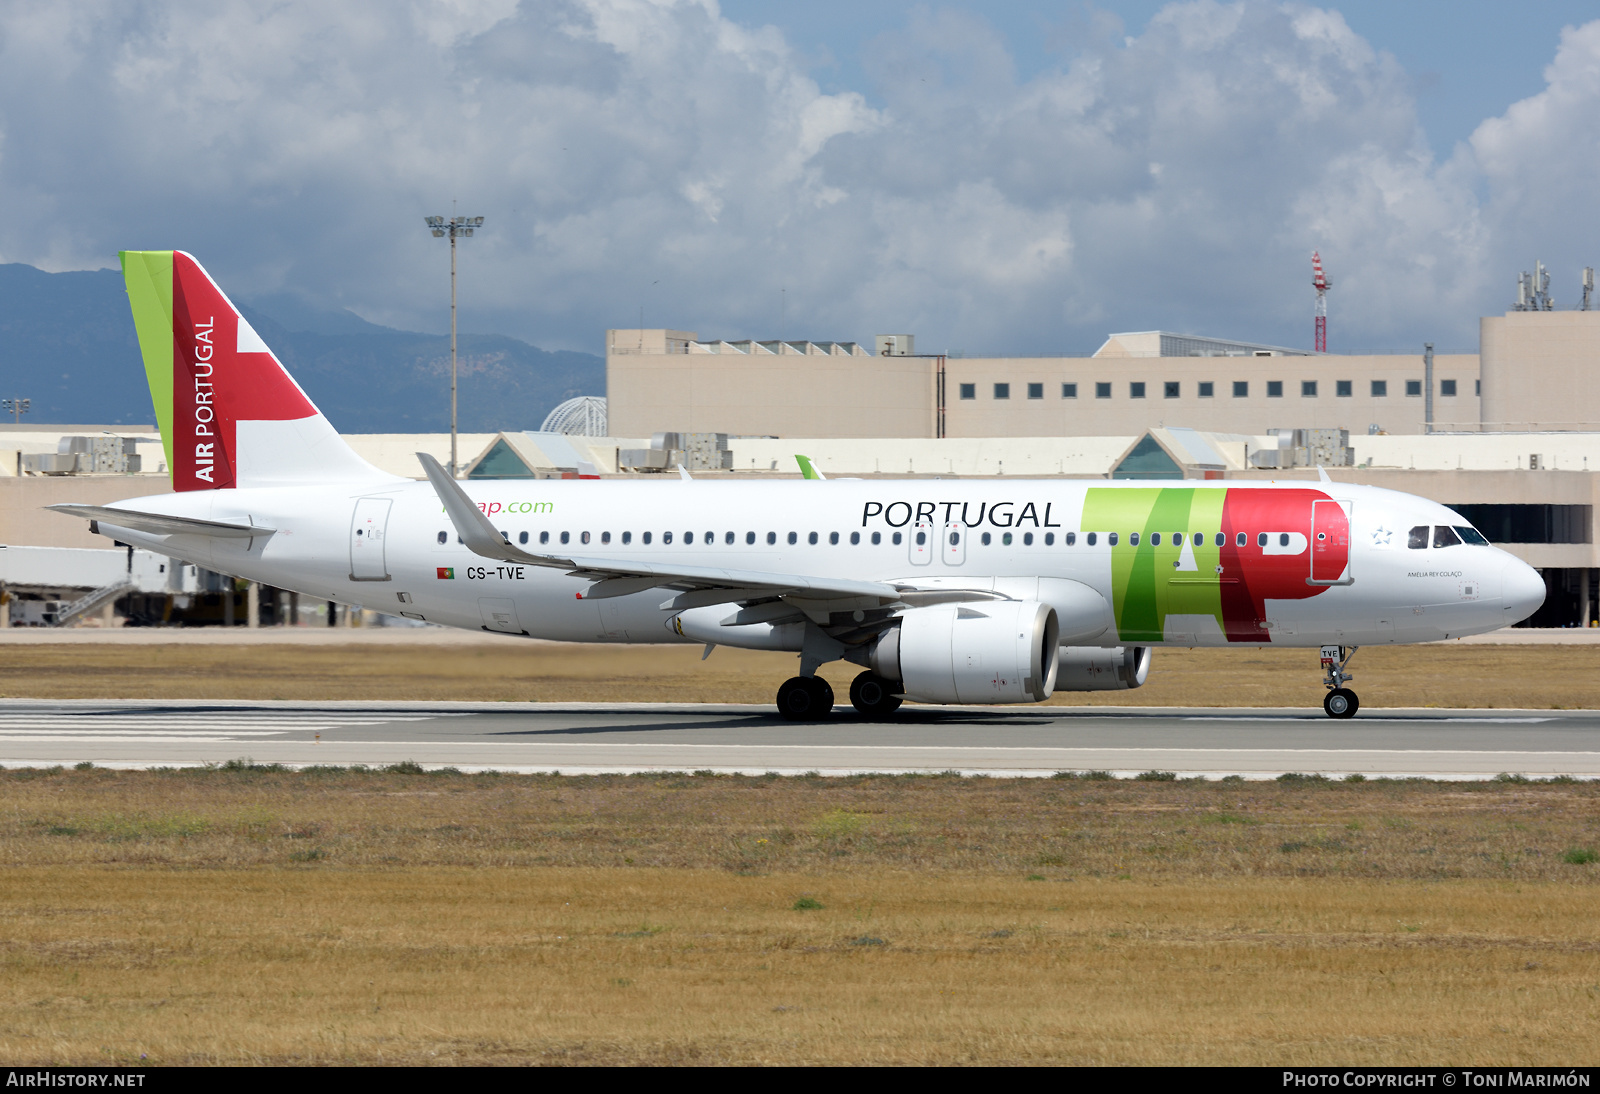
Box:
51;252;1546;719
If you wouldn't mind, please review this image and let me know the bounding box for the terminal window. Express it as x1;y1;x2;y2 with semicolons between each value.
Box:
1164;381;1180;398
1371;380;1388;397
1233;381;1248;398
1062;383;1078;398
1198;382;1214;397
1302;380;1317;397
1096;382;1112;398
1336;380;1352;397
1129;382;1146;399
994;383;1010;399
1440;379;1457;396
1266;381;1283;398
1027;382;1044;399
959;383;975;400
1406;380;1422;397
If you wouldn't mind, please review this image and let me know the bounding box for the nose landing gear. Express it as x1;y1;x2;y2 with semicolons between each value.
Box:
1320;645;1359;719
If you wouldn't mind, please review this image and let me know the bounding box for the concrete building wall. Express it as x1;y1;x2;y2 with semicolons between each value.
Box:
607;330;934;439
944;353;1479;438
1481;310;1600;431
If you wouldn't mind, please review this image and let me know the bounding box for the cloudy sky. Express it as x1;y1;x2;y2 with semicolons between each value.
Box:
2;0;1599;356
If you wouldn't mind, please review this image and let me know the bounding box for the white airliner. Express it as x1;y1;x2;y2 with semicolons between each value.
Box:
51;251;1545;719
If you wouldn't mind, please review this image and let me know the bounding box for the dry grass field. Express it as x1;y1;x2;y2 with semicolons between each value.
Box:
0;768;1597;1065
0;640;1596;708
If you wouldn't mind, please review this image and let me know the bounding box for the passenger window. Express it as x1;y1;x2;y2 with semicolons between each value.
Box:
1066;532;1076;546
1044;533;1054;546
809;532;819;545
1109;533;1119;546
1002;532;1013;546
683;532;693;544
829;532;839;545
664;531;674;544
1216;533;1226;547
518;531;528;544
981;532;992;546
767;532;776;545
1172;533;1181;546
892;532;903;546
437;531;447;544
560;531;570;545
1407;525;1429;549
871;532;881;545
1087;532;1098;546
787;532;798;545
1455;526;1488;545
1279;533;1290;547
1236;532;1246;546
1150;533;1160;546
1433;525;1461;548
622;531;632;545
850;531;860;545
643;532;652;545
540;531;550;545
725;531;734;544
581;531;591;545
704;531;713;544
1129;532;1140;546
915;530;926;546
1257;533;1267;547
601;532;611;545
1023;532;1033;546
745;531;755;544
949;531;960;545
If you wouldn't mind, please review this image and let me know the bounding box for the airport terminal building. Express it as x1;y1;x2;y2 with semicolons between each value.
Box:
2;305;1598;629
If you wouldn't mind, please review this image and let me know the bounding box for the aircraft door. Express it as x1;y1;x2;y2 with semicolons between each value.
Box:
1310;500;1353;585
942;521;967;565
909;520;934;565
349;497;393;581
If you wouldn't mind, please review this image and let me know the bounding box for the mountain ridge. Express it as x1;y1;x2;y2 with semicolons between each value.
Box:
0;263;604;433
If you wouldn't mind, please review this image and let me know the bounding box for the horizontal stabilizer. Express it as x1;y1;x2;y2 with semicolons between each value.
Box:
46;504;275;540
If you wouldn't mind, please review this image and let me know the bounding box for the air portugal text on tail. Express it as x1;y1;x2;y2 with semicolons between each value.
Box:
54;250;1544;724
119;250;378;491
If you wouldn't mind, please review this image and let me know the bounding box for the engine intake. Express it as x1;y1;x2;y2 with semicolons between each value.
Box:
1053;645;1150;691
874;601;1060;704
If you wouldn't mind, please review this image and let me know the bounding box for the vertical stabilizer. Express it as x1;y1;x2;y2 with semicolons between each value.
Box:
119;250;397;491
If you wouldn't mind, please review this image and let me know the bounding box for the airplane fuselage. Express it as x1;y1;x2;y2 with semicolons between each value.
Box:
97;477;1541;649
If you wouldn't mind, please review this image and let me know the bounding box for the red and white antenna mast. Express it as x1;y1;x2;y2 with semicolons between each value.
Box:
1312;251;1331;353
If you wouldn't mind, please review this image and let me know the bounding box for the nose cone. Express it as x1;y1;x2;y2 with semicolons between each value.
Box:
1502;558;1546;625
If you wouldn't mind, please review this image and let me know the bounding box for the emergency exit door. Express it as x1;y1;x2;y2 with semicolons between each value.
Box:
349;497;393;581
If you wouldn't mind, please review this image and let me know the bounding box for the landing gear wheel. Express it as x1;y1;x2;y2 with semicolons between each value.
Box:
850;671;904;718
777;676;833;721
1323;688;1359;719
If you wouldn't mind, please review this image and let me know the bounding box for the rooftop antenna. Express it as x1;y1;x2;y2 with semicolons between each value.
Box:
1516;261;1554;311
1583;267;1595;311
1311;251;1331;353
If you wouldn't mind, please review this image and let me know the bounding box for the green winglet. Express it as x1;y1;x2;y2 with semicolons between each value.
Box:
795;454;825;480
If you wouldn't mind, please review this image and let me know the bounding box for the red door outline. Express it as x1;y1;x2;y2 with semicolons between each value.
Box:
1310;500;1352;585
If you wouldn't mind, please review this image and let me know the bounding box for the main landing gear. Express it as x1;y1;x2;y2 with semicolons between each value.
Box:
775;672;905;720
777;675;834;720
1320;645;1359;719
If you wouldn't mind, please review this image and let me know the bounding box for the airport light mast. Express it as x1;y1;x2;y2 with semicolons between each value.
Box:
1312;251;1331;353
424;214;485;477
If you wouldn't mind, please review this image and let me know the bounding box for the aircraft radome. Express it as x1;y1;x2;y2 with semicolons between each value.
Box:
50;251;1547;720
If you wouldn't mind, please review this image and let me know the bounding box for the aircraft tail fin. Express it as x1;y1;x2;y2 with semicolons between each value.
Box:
120;250;396;491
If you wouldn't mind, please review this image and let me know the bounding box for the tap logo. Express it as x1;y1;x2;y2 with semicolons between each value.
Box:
436;567;455;580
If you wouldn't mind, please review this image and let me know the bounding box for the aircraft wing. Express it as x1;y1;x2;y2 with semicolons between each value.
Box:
45;503;275;540
417;452;956;607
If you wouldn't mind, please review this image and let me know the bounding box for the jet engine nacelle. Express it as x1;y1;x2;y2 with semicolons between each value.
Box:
873;601;1060;704
1053;645;1150;691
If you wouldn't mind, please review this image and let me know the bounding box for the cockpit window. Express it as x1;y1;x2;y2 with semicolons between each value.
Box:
1455;525;1489;546
1433;525;1462;548
1407;525;1429;549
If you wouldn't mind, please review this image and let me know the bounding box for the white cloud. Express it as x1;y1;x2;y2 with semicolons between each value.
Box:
0;1;1595;354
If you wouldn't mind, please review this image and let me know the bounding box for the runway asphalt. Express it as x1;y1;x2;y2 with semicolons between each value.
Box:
0;699;1596;779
